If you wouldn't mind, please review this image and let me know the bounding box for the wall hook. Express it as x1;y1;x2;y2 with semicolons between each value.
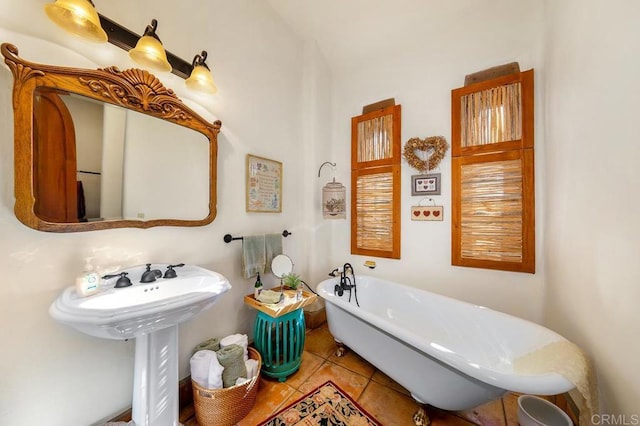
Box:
318;161;336;178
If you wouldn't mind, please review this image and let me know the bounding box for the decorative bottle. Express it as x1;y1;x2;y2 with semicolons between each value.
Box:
254;272;263;299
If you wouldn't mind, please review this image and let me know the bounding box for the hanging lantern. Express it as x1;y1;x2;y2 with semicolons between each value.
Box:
322;179;346;219
319;162;346;219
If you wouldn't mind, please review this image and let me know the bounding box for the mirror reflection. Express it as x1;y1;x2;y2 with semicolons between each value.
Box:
33;88;210;223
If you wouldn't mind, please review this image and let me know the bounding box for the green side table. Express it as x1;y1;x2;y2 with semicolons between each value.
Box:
245;289;317;382
254;309;305;381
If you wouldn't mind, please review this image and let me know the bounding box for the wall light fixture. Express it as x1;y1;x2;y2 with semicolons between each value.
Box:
44;0;107;43
185;51;218;94
128;19;171;73
44;0;218;94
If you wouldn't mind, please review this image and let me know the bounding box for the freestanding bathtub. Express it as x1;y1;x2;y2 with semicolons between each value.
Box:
317;275;575;421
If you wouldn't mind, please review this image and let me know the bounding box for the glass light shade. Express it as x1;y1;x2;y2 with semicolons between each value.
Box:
44;0;107;43
322;179;346;219
129;35;172;72
185;64;218;94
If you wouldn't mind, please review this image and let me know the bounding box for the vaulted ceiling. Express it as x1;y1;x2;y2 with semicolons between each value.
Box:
266;0;522;74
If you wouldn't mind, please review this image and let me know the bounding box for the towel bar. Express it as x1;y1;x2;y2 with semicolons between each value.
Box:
223;230;291;243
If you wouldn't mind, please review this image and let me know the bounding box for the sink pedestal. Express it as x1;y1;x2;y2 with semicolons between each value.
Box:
132;325;179;426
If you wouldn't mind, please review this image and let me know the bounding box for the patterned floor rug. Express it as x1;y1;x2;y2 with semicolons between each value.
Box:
258;380;381;426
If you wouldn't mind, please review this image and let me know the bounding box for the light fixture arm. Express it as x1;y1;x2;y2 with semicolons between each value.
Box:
192;51;210;71
143;19;161;41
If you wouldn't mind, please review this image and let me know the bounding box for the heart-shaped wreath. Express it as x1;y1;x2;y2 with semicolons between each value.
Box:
403;136;449;172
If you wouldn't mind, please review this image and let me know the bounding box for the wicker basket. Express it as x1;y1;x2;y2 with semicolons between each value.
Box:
192;347;262;426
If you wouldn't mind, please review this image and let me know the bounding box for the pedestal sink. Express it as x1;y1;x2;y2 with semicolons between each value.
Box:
49;264;231;426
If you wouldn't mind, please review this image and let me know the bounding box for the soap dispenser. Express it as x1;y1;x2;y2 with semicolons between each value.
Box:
75;259;101;297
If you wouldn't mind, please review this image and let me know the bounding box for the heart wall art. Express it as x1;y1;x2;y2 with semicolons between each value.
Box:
411;205;443;221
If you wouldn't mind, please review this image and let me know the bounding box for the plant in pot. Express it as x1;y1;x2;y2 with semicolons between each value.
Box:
283;273;303;300
283;273;302;289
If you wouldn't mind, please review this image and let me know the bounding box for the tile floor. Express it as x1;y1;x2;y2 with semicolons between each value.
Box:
180;323;575;425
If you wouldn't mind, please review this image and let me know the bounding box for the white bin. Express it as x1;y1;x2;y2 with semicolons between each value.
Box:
518;395;573;426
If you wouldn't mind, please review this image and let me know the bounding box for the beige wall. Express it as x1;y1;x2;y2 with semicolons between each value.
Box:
543;0;640;415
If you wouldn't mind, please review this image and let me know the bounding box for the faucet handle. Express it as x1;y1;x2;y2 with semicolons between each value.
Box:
102;272;131;288
163;263;185;279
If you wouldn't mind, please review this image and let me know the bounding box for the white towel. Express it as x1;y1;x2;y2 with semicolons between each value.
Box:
245;358;259;379
220;334;249;361
242;235;266;278
190;350;224;389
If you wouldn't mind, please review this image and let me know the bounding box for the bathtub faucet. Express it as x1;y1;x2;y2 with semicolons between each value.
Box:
334;263;359;306
340;263;355;290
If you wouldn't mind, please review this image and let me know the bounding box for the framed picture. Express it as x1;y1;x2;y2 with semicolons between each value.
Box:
411;173;441;196
246;154;282;213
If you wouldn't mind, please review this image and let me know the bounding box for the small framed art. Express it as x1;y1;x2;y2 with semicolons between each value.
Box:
411;173;441;196
246;154;282;213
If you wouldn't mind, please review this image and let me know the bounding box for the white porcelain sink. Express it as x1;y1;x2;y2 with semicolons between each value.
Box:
49;264;231;426
50;264;230;340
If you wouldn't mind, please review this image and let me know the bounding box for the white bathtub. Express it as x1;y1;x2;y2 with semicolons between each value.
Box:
317;275;574;411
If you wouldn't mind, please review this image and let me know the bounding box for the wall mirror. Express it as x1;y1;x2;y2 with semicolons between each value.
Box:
2;43;220;232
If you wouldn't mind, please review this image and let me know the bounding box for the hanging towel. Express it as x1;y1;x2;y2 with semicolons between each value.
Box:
76;180;87;222
216;344;247;388
190;350;224;389
220;334;249;361
264;233;283;274
242;235;266;278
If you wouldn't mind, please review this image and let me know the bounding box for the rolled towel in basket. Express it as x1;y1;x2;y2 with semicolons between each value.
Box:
216;344;248;388
190;350;224;389
245;358;259;379
220;334;248;361
193;337;220;354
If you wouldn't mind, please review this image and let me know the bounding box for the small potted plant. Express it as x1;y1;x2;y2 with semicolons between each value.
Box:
283;273;303;300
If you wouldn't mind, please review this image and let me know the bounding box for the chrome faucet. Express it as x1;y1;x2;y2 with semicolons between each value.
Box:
140;264;162;283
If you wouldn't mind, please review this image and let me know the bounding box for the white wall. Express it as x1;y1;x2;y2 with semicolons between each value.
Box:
300;40;334;284
328;1;547;320
0;0;323;423
543;0;640;415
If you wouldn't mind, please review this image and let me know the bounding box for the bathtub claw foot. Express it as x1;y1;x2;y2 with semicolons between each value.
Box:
335;341;346;357
412;406;430;426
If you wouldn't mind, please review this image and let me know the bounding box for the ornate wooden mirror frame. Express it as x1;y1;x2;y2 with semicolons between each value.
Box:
1;43;221;232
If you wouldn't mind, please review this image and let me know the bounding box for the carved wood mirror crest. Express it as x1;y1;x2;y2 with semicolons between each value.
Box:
2;43;221;232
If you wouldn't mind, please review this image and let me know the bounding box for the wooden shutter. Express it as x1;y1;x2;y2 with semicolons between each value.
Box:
451;71;535;273
351;105;401;259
